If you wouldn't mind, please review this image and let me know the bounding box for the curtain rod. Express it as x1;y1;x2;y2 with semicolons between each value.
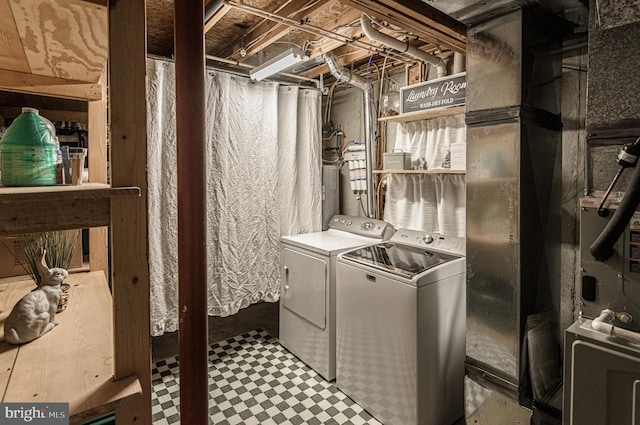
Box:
146;54;320;88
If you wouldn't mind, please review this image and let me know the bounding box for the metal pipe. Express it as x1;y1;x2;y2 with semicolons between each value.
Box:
222;0;414;66
323;53;376;217
590;156;640;260
453;52;465;74
175;0;209;423
360;14;447;78
592;309;640;344
204;0;224;22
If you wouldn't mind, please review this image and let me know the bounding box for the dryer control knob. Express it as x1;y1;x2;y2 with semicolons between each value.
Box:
362;222;373;230
423;235;434;244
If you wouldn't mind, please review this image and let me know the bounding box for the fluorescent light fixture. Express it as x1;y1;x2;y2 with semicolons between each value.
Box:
250;47;308;81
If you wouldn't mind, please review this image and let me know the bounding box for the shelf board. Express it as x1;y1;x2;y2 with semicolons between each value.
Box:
0;184;141;236
374;169;466;174
378;105;465;123
0;272;142;425
0;183;139;203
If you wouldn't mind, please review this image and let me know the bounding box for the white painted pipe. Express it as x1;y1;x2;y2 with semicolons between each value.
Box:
453;52;466;74
592;309;640;344
360;14;447;78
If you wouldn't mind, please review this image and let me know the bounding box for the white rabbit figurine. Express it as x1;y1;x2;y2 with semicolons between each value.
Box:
3;249;68;344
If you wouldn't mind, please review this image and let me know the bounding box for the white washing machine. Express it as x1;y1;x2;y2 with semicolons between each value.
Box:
279;215;395;381
336;229;466;425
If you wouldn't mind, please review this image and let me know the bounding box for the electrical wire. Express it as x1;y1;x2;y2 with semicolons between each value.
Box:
322;129;340;140
377;55;389;118
358;194;369;217
236;0;323;57
223;0;416;65
324;79;340;123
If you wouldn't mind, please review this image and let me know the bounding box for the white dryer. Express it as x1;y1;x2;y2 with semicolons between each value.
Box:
336;229;466;425
279;215;394;381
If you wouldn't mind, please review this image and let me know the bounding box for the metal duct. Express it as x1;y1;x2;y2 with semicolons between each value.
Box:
359;14;447;78
421;0;525;25
323;53;376;218
464;5;562;421
204;0;224;22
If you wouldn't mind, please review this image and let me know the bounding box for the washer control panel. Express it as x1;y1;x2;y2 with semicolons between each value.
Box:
390;228;465;255
328;215;395;240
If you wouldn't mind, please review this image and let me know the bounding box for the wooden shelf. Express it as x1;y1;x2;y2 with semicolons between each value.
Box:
0;184;141;236
0;271;142;425
0;183;139;203
378;105;465;123
374;169;465;174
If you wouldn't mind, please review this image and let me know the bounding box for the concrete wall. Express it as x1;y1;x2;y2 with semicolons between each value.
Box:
326;73;404;218
328;86;366;217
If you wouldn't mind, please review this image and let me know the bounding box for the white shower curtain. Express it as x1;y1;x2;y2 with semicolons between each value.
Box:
147;59;322;336
384;114;466;237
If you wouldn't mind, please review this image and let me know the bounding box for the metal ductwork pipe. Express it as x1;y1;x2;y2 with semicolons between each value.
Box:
360;14;447;78
323;53;376;218
204;0;224;22
453;52;466;74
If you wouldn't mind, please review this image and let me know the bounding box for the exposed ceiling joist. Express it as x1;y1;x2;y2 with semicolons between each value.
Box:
204;4;231;33
340;0;467;53
302;38;433;79
78;0;107;6
300;8;366;57
219;0;339;61
378;0;466;39
219;2;420;67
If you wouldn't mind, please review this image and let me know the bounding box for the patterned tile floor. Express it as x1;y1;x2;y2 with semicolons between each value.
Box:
151;329;383;425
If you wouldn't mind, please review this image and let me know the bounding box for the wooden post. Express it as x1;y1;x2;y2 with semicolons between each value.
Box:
175;0;209;424
88;64;109;277
109;1;151;424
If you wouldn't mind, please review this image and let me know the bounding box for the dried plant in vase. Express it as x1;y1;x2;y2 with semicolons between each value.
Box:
18;229;80;313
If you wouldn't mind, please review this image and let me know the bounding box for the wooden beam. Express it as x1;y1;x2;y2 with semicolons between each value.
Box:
219;0;337;60
341;0;466;53
0;197;111;236
0;69;102;101
204;4;230;33
297;8;365;59
88;64;109;278
0;106;87;123
176;0;209;423
378;0;466;39
109;0;151;424
78;0;107;6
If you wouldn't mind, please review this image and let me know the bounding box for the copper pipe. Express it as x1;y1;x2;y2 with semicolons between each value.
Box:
175;0;209;423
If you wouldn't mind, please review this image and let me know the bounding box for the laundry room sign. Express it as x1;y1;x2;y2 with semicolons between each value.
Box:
400;72;466;114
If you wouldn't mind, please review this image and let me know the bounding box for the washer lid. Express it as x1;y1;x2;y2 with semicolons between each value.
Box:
340;242;461;279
